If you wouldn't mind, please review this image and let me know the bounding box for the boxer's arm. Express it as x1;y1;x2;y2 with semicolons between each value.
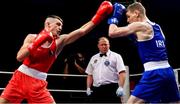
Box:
55;24;94;55
16;34;36;62
60;21;94;46
109;22;146;38
58;1;113;46
28;29;53;54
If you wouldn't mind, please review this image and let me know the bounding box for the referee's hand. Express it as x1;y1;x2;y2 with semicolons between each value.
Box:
116;87;124;96
86;88;92;96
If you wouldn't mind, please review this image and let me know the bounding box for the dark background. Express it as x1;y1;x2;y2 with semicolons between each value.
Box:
0;0;180;103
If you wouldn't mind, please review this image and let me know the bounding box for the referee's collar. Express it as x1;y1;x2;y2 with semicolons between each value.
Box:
99;50;110;57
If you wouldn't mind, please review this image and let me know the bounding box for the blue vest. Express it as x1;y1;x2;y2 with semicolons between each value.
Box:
137;21;168;64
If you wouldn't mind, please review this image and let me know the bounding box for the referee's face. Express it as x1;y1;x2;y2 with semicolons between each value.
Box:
98;39;110;54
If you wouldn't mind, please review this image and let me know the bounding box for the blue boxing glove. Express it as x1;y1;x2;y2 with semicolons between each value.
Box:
108;3;126;25
116;87;124;97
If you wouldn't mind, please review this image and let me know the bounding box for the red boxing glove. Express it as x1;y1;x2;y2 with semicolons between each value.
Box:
28;29;53;53
91;1;113;25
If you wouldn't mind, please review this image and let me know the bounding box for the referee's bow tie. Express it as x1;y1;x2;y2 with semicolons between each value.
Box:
100;53;107;57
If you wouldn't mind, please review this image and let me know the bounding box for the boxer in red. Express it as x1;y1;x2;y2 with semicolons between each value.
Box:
0;1;113;103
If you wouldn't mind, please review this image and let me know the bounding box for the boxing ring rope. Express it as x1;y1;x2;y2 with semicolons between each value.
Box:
0;71;88;93
0;71;87;77
0;67;180;102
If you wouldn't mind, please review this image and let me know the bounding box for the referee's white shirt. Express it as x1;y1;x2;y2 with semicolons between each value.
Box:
85;50;126;87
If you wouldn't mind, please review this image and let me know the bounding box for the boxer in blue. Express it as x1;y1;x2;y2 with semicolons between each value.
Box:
108;2;180;103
